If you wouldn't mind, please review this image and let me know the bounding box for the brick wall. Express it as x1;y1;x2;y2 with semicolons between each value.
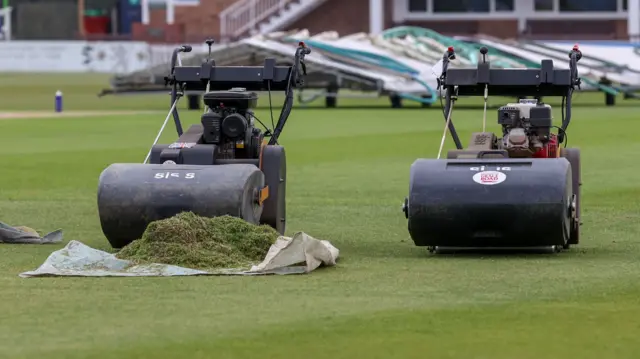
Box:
523;19;628;40
133;0;238;43
131;0;630;42
286;0;370;35
175;0;238;41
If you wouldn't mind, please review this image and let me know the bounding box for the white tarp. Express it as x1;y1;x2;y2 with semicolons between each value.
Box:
19;232;339;278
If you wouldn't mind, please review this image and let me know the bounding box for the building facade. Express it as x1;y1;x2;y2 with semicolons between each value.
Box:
393;0;633;39
136;0;636;43
4;0;637;41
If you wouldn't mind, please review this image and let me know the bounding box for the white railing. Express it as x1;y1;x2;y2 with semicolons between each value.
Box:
0;7;12;41
220;0;293;40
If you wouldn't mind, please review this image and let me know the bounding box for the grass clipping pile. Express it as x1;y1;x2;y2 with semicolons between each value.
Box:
116;212;279;271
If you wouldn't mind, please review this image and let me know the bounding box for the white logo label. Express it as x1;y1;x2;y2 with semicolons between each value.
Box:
168;142;196;149
154;172;195;179
472;171;507;185
470;166;510;171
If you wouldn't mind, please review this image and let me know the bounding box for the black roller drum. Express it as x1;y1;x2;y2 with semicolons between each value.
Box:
97;163;265;248
406;158;573;247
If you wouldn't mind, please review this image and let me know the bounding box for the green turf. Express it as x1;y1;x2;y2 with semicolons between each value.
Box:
1;74;640;359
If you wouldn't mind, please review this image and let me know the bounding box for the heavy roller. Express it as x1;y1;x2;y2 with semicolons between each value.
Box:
402;45;583;253
97;40;311;249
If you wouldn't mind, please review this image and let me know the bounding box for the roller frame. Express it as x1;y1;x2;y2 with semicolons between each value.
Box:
405;45;584;253
97;41;311;248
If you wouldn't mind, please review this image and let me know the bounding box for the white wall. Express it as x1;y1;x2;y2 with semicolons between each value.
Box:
0;40;208;74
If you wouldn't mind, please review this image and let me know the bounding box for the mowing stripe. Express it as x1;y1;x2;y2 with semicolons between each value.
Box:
0;110;163;120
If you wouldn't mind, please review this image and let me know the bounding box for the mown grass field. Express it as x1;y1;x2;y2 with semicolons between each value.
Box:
1;73;640;359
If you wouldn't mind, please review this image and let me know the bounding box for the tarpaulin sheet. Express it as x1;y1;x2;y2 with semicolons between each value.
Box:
19;232;339;277
0;221;63;244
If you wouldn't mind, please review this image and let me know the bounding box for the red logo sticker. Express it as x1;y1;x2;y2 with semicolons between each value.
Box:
472;171;507;185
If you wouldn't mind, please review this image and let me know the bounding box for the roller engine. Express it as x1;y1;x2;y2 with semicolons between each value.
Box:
199;90;263;160
152;89;265;165
403;45;583;254
497;100;555;158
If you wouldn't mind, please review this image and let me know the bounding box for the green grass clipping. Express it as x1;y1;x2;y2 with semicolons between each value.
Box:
116;212;279;270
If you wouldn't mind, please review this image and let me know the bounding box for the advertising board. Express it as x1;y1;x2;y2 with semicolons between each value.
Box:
0;41;151;73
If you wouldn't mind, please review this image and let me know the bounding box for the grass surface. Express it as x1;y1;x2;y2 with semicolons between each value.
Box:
1;74;640;359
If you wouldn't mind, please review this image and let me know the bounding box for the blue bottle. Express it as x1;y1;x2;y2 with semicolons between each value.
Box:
55;90;63;112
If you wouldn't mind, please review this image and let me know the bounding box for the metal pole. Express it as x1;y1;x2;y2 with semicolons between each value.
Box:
249;0;255;34
141;0;150;25
111;6;118;35
437;100;455;160
369;0;383;34
629;0;640;42
1;5;11;41
144;97;181;164
78;0;85;37
166;0;175;25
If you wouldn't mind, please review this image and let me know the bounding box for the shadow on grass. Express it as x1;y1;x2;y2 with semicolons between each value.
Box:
428;251;568;260
285;103;640;110
342;241;585;260
415;242;630;259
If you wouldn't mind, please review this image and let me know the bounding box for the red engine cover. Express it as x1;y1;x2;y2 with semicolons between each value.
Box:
533;134;559;158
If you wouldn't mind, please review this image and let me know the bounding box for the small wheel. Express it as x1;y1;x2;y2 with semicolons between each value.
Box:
187;95;201;110
561;148;581;245
390;95;402;108
326;82;338;108
325;95;337;108
421;95;433;108
402;197;409;219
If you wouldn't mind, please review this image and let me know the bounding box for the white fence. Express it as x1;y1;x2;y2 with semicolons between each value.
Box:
220;0;293;40
0;41;209;74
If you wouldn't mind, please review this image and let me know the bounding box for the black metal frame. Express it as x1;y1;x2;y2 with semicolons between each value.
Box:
437;46;582;149
163;41;311;145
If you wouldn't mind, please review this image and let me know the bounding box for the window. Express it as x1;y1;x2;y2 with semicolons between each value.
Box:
86;0;119;6
559;0;617;11
535;0;554;11
624;0;628;10
408;0;428;12
495;0;514;11
433;0;489;12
